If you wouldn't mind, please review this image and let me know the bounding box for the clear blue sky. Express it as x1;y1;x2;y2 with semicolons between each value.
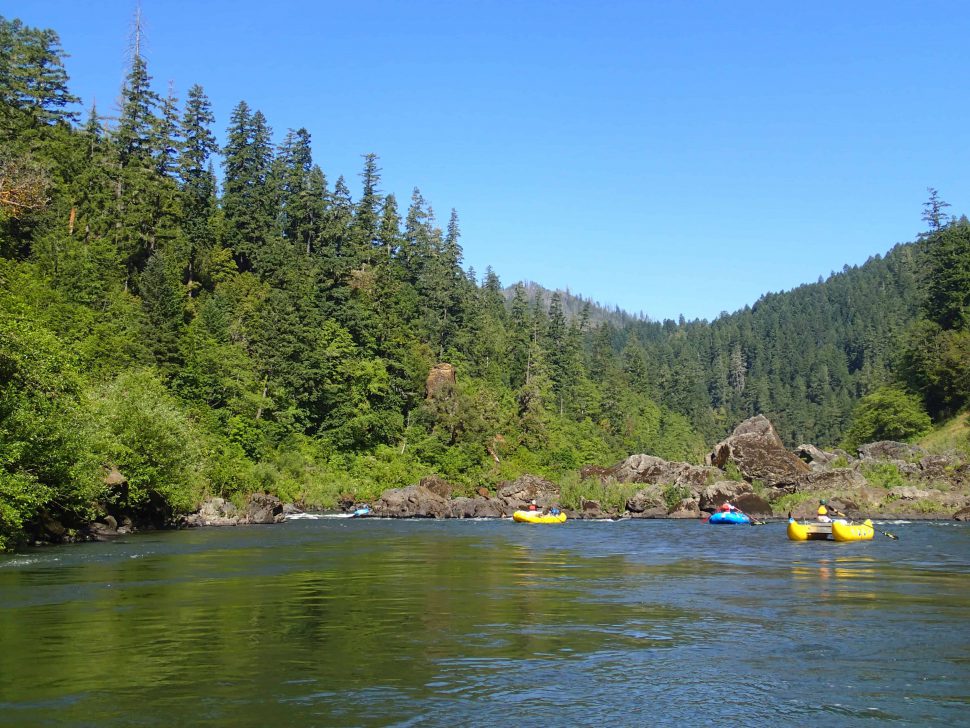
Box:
8;0;970;321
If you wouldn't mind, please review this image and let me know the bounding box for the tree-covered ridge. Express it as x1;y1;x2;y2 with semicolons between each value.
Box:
623;242;925;447
0;15;702;549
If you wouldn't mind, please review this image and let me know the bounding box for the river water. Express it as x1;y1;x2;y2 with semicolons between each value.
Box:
1;517;968;727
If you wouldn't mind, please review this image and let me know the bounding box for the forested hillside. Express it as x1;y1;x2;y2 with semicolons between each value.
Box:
0;16;702;548
1;16;967;549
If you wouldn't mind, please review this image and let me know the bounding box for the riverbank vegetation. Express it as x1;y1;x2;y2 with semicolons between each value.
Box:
1;14;968;549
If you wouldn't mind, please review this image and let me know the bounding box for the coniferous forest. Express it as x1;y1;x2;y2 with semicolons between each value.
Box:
2;16;969;549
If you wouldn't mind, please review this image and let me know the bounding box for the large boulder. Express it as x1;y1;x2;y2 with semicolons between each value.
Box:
579;499;610;519
918;454;958;479
497;474;560;510
795;444;848;469
698;480;753;512
667;496;701;519
954;506;970;521
858;441;925;461
190;497;241;526
245;493;285;524
731;492;773;517
707;415;810;488
602;454;719;489
450;496;505;519
374;485;452;518
625;485;668;518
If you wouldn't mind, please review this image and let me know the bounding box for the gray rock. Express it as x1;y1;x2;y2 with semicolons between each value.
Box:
795;444;840;467
707;415;810;488
605;453;718;489
626;485;667;517
667;498;701;519
497;474;560;510
698;480;753;512
374;485;452;518
732;492;773;517
245;493;285;524
450;497;505;518
195;497;240;526
857;441;925;461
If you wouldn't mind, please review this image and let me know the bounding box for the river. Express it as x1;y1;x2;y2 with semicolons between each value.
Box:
1;517;968;726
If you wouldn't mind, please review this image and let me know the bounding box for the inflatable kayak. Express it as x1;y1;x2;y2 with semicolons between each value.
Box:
708;511;751;525
350;505;372;518
787;518;874;542
513;510;567;524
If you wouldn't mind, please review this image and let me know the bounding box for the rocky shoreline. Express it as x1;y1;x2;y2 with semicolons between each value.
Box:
31;415;970;545
189;414;970;528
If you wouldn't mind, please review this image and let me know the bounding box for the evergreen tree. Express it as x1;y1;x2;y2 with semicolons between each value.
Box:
177;84;218;290
222;102;275;273
0;17;79;135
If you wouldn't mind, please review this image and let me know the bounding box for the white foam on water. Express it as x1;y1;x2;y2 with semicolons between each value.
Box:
0;556;53;568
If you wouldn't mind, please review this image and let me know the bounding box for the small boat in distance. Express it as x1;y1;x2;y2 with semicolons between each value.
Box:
708;511;751;525
787;518;874;542
513;510;567;524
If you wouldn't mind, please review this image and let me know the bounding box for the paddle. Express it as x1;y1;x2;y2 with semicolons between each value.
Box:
733;507;765;526
829;506;898;540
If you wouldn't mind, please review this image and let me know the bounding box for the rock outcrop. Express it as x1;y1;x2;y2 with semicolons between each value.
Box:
373;485;452;518
245;493;285;524
858;441;925;461
497;474;560;510
707;415;810;488
625;485;667;518
596;454;719;488
425;363;456;399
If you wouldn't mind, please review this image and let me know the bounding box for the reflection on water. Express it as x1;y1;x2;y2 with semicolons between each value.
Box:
1;519;969;726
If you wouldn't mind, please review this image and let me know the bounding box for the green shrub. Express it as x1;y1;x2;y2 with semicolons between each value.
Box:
842;387;932;451
724;461;744;481
861;462;905;489
0;315;102;549
662;484;692;511
557;472;635;513
772;492;812;514
91;370;205;519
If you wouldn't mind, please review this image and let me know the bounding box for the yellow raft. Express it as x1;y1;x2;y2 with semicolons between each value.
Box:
513;510;567;524
787;518;874;542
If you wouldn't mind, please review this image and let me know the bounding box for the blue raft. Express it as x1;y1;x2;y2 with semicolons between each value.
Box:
708;511;751;525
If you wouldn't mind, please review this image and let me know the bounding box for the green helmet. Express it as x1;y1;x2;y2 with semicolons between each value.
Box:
820;499;827;505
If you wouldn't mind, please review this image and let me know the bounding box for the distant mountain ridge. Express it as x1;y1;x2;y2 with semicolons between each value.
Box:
502;280;647;328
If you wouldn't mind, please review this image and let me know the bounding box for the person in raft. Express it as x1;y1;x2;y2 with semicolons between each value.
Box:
817;500;832;523
528;499;538;512
720;502;739;514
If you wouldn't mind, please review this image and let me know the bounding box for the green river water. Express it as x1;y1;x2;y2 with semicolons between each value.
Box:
1;517;968;726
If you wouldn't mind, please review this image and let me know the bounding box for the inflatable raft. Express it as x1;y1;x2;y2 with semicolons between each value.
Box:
708;511;751;525
513;510;567;524
787;518;874;542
